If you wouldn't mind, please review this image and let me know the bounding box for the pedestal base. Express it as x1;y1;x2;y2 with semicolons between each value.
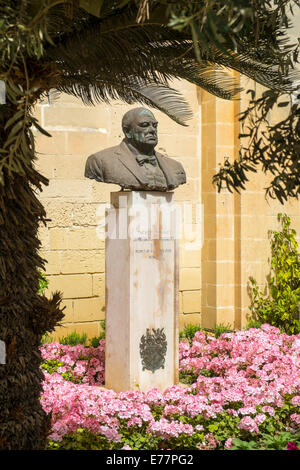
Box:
105;191;179;393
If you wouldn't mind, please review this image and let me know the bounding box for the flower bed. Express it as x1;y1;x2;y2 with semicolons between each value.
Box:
40;324;300;450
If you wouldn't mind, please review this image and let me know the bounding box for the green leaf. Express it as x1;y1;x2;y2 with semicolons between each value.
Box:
30;118;52;137
4;110;24;130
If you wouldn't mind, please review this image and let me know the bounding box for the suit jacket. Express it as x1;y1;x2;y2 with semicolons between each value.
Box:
84;140;186;191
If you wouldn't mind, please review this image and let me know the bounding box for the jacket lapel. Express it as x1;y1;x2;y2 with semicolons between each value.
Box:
114;140;177;189
114;140;149;186
155;152;176;188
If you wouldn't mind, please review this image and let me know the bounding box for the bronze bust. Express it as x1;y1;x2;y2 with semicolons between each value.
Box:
84;107;186;191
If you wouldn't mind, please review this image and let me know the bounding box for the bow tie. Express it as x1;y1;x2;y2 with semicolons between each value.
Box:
136;155;157;166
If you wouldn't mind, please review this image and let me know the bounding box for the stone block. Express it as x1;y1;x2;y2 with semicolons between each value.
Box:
43;106;110;129
52;321;100;340
216;261;235;284
179;268;201;291
35;155;53;179
216;100;235;124
158;134;199;159
182;290;201;313
201;306;217;330
37;154;87;179
216;285;235;308
35;131;66;155
49;228;69;250
71;203;99;226
60;250;105;274
179;313;201;331
217;239;235;261
68;227;105;250
205;284;217;308
66;130;107;155
42;201;74;227
60;299;74;323
42;251;61;275
174;179;199;202
175;157;200;177
92;273;105;297
216;307;235;328
180;248;201;268
91;181;120;203
73;297;105;322
38;179;92;201
201;261;216;284
45;274;93;299
242;239;270;262
216;124;235;146
216;216;234;239
38;225;50;250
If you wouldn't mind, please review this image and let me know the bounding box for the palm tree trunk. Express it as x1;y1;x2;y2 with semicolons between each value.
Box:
0;126;64;449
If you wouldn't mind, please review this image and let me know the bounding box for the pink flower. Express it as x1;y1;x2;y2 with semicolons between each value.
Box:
204;433;217;449
254;414;266;425
261;406;275;416
195;425;204;431
286;442;299;450
290;414;300;426
225;438;233;449
39;326;300;447
121;444;132;450
291;396;300;406
238;416;259;434
239;407;257;416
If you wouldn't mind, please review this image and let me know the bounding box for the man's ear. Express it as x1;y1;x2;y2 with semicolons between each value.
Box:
123;126;132;139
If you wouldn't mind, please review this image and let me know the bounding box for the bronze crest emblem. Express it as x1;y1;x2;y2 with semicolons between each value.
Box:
139;327;167;373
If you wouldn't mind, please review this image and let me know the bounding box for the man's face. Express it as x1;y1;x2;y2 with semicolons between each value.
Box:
126;110;158;148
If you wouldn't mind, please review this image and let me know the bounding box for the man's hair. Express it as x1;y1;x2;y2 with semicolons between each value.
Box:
122;107;155;130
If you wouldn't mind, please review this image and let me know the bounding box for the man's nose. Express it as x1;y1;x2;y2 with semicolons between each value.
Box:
148;124;156;133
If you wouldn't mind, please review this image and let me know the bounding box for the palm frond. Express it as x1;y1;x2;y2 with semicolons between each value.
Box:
56;75;193;126
44;15;241;101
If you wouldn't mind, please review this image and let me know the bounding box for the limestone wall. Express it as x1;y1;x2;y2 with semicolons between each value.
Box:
201;75;300;330
34;80;202;339
33;76;300;339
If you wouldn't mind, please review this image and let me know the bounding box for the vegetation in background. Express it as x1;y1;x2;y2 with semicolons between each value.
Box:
38;270;49;294
40;324;300;450
248;213;300;335
179;323;204;345
89;320;106;347
213;323;233;338
58;331;88;346
41;332;55;344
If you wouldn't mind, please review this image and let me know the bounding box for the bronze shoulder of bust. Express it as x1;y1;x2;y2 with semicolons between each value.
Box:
84;107;186;191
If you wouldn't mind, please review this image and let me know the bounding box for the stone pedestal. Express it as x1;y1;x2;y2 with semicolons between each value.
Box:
105;191;179;393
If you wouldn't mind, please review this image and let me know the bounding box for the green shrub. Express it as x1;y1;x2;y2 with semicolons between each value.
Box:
89;320;106;347
40;332;55;344
244;319;264;331
179;323;203;345
231;430;300;450
248;213;300;335
38;270;49;294
213;322;233;338
58;331;88;346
